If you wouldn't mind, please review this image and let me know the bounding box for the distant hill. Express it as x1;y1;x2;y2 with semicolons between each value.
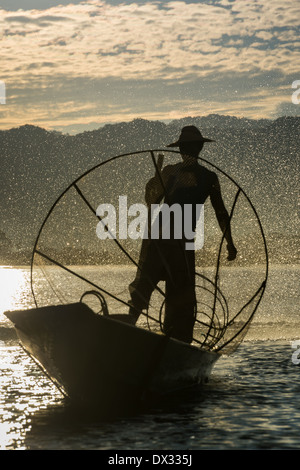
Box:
0;115;299;265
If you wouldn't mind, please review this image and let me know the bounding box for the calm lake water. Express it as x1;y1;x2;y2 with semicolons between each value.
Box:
0;265;299;451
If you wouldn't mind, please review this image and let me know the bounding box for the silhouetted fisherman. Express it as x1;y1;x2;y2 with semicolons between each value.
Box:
128;126;237;343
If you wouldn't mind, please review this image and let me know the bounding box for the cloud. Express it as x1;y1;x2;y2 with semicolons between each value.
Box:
0;0;299;131
5;14;72;23
0;0;86;11
3;0;299;80
0;0;154;11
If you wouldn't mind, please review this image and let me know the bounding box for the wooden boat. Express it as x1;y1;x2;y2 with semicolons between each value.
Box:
5;302;219;413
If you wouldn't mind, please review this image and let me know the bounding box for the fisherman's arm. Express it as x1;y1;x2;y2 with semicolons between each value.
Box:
210;174;237;261
145;165;172;206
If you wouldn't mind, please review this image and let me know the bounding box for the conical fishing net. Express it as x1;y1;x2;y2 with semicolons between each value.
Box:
31;150;268;354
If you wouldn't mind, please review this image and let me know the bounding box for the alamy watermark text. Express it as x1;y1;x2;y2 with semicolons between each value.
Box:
96;196;204;250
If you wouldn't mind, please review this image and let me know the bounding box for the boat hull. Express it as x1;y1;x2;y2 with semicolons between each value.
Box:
5;303;219;412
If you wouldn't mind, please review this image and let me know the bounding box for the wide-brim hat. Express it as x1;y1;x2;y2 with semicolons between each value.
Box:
167;125;214;147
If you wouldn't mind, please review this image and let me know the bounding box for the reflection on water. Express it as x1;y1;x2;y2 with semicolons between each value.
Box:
0;267;33;322
1;341;299;450
0;266;61;449
0;343;62;450
0;265;299;450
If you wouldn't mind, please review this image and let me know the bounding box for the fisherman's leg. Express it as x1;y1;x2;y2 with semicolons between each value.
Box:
163;283;196;343
162;248;196;343
128;241;164;322
128;274;157;317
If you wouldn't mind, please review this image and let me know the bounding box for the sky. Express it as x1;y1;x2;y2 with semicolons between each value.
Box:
0;0;299;134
